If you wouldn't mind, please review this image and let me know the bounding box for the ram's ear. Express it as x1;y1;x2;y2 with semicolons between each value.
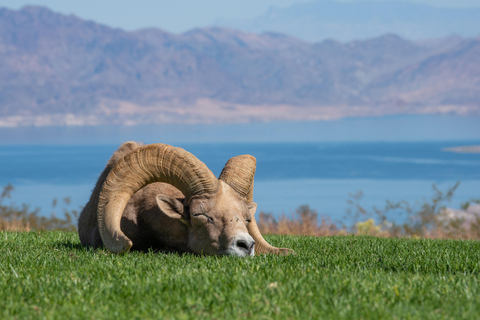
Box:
247;202;257;216
155;194;189;226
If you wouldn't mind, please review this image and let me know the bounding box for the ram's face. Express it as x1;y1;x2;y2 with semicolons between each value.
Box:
183;181;255;256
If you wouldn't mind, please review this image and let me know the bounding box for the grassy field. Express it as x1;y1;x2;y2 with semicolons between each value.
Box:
1;231;480;319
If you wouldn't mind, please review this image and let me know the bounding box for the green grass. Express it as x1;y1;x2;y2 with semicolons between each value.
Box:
1;232;480;319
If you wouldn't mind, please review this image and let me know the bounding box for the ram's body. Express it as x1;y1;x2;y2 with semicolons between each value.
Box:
78;142;292;256
80;182;187;251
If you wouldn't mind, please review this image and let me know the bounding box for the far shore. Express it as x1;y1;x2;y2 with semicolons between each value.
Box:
444;145;480;154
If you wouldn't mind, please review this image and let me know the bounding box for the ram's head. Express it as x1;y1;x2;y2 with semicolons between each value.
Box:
94;143;292;256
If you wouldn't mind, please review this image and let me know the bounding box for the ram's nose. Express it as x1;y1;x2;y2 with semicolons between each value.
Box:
231;233;255;257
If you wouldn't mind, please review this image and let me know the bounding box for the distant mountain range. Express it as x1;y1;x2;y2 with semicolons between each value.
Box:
0;6;479;127
217;0;480;42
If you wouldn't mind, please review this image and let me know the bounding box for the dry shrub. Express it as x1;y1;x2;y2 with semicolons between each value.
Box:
0;184;78;231
0;218;31;231
424;204;480;240
258;205;342;237
355;219;389;237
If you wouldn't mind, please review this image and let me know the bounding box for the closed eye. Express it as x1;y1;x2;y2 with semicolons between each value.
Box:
193;213;214;224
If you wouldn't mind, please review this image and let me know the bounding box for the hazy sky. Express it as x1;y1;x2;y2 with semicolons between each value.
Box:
1;0;479;33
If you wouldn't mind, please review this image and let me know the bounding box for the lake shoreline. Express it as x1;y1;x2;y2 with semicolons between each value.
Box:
444;145;480;154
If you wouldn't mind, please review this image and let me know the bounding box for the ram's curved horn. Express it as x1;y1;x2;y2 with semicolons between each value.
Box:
219;155;293;255
219;155;256;200
98;143;218;253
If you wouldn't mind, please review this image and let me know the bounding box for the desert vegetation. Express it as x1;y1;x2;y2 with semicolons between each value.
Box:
254;183;480;240
1;183;479;240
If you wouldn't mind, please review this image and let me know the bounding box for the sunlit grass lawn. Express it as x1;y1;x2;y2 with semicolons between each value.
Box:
1;231;480;319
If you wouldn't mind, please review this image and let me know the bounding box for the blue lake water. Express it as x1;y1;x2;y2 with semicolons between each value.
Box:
1;141;479;224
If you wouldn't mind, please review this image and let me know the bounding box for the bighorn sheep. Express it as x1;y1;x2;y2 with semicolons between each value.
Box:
78;142;292;256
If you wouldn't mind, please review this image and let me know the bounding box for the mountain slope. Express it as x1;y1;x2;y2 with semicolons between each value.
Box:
0;6;478;127
365;37;480;109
